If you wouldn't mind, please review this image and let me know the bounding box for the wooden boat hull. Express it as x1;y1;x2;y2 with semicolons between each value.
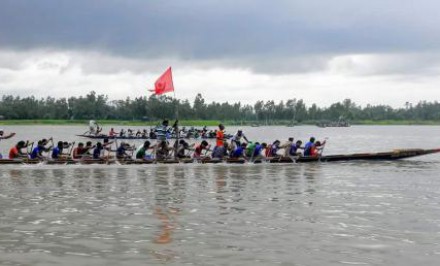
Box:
1;148;439;165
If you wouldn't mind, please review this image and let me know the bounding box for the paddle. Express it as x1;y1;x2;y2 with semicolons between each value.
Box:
26;141;34;159
67;141;76;157
318;137;329;161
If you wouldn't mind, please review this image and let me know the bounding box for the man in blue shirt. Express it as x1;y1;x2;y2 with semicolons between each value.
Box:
303;137;316;156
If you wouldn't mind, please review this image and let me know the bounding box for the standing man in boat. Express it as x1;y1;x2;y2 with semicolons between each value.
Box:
88;120;102;135
156;120;170;141
216;124;225;148
0;129;16;140
230;129;249;149
0;129;16;158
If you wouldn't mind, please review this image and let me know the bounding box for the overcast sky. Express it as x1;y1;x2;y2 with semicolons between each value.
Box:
1;0;439;107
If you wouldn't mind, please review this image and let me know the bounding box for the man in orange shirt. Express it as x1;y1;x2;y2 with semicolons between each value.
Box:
216;124;225;148
9;141;28;159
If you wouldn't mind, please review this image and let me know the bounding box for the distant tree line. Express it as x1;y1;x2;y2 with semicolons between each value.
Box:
1;91;440;123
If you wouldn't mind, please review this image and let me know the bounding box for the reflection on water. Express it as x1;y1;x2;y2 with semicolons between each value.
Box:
1;161;440;265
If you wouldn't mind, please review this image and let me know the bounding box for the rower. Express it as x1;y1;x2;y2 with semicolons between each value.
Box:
93;142;104;159
193;140;210;159
116;142;132;160
72;143;85;159
304;137;326;157
212;142;230;159
51;141;66;159
109;128;118;137
230;142;247;159
176;140;191;159
30;140;46;160
289;140;304;156
310;140;326;157
9;141;28;159
82;141;95;158
156;140;171;160
279;137;294;157
136;141;153;160
252;142;268;160
266;140;281;157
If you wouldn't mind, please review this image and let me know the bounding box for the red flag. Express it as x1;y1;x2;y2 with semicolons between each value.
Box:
152;67;174;95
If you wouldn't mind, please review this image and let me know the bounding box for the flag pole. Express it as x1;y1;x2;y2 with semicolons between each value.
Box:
173;90;179;160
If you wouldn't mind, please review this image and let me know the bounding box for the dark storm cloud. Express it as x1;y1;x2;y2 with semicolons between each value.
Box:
1;0;440;73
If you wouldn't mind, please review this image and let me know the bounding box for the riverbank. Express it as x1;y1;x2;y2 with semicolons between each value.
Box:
0;119;439;126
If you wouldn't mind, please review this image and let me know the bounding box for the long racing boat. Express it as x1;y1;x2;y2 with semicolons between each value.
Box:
76;133;233;140
1;148;439;165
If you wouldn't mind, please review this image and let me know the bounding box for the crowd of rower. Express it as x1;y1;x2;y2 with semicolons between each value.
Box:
4;124;326;161
89;120;224;139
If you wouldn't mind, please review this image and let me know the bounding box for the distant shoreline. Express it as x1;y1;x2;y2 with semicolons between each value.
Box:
0;119;439;126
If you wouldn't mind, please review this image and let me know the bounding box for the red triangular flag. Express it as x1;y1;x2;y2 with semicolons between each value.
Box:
152;67;174;95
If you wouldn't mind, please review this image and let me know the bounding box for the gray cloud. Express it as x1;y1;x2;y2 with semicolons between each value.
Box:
1;0;440;74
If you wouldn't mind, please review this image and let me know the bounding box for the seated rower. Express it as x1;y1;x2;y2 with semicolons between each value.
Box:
82;141;95;158
289;140;304;157
9;141;28;159
109;128;118;137
116;142;132;160
212;142;230;159
279;137;294;157
193;140;210;159
30;140;50;160
93;142;104;159
310;140;326;157
72;143;86;159
176;140;192;159
136;141;153;160
266;140;281;157
40;138;54;154
156;140;171;160
303;137;315;156
304;137;326;157
230;142;247;159
251;142;267;161
52;141;67;159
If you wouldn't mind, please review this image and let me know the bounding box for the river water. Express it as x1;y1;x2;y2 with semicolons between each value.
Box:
1;125;440;265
